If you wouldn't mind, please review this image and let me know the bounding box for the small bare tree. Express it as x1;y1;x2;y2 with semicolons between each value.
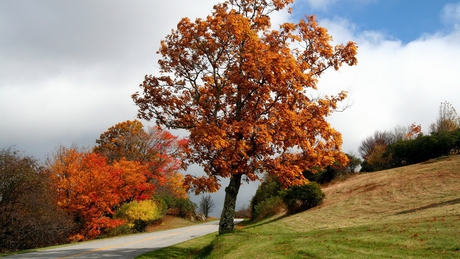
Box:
430;101;460;134
199;195;215;218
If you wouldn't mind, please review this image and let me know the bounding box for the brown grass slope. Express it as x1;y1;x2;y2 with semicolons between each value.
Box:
283;155;460;230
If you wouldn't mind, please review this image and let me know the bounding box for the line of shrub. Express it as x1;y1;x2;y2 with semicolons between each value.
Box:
387;129;460;167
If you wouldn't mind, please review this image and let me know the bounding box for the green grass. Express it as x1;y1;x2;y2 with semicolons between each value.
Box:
137;155;460;258
135;233;217;259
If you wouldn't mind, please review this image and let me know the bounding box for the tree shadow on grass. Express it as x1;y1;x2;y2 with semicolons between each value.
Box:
395;198;460;215
241;214;288;229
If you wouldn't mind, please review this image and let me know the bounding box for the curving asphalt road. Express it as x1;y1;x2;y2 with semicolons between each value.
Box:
4;219;243;259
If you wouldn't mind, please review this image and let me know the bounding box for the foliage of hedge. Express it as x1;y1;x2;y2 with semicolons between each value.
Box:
281;182;325;215
387;129;460;167
303;154;361;184
252;196;285;221
175;198;198;218
251;177;326;220
153;193;197;219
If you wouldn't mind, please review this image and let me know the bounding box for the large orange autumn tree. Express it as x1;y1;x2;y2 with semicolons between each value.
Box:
132;0;357;234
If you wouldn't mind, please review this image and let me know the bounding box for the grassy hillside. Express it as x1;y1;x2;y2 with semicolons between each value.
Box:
138;155;460;258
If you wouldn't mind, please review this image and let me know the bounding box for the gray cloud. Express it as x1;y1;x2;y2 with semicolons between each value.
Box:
0;0;218;159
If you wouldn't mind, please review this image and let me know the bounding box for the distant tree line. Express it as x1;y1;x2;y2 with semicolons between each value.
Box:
359;101;460;172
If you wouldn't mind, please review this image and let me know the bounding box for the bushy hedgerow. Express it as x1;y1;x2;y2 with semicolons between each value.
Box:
387;128;460;167
154;193;176;210
151;195;169;217
281;182;325;215
304;154;361;184
250;176;327;220
153;193;197;219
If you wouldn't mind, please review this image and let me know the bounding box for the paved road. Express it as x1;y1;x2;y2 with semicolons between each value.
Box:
4;219;243;259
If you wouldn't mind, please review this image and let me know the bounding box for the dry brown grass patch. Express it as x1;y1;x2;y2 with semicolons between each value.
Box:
145;215;201;232
282;155;460;230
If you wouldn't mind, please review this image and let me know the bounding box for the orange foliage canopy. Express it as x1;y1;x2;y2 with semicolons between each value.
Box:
133;0;357;234
156;171;188;199
133;0;357;192
94;120;187;191
48;147;155;240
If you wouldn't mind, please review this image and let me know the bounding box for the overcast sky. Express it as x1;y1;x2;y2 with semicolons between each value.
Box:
1;0;460;217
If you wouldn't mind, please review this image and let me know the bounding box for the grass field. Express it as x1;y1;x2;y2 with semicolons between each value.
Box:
137;155;460;258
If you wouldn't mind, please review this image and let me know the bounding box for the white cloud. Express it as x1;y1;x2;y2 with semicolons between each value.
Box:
314;17;460;156
441;2;460;27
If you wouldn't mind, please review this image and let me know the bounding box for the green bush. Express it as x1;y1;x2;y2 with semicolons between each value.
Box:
281;182;325;215
154;193;177;210
250;176;288;221
386;128;460;167
175;198;197;219
151;195;168;217
252;196;285;221
151;193;198;219
304;154;361;183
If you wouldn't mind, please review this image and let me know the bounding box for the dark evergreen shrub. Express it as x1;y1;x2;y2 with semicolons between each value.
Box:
250;177;283;221
281;182;325;215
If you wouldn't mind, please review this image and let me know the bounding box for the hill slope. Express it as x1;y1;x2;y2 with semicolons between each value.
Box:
284;155;460;231
139;155;460;258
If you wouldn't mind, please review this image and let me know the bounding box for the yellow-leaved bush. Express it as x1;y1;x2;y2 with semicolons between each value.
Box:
115;200;162;232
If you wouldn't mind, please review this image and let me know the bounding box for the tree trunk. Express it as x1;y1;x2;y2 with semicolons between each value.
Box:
218;173;242;234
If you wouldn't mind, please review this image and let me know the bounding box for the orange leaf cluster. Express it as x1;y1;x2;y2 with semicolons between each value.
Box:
48;147;155;240
406;123;422;140
133;0;357;194
94;120;187;192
